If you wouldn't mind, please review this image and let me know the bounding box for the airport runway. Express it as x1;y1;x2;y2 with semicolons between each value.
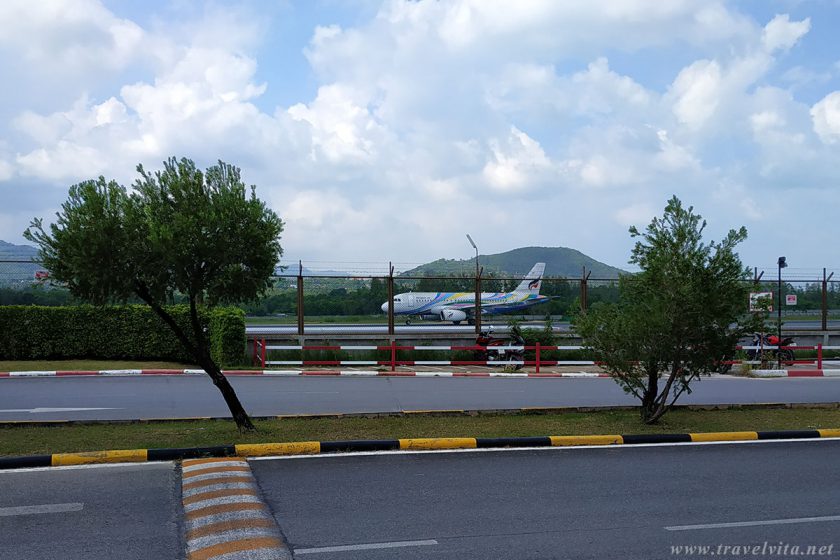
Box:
2;375;840;421
255;439;840;559
245;320;839;335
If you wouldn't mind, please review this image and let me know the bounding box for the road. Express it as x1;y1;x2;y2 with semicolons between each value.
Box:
253;440;840;559
2;375;840;421
2;440;838;559
0;462;180;560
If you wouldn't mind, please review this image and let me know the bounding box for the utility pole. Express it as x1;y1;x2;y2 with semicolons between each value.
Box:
467;234;481;333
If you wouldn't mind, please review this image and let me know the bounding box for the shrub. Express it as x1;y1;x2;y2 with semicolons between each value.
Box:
0;305;245;366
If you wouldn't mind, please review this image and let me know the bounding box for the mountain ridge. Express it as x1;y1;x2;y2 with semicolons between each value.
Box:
401;246;627;279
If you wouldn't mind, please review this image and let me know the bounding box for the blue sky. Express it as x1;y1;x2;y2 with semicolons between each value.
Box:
1;0;840;274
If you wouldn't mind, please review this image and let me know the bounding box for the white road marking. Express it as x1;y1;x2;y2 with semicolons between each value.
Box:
0;503;83;517
0;462;174;474
295;539;438;554
0;407;119;413
249;436;840;462
666;515;840;531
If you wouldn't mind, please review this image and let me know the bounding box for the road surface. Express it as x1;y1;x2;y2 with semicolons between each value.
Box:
1;440;837;559
254;439;840;559
0;462;180;560
2;375;840;421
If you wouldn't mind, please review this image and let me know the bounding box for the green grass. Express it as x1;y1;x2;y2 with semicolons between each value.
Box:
2;408;839;457
0;359;199;371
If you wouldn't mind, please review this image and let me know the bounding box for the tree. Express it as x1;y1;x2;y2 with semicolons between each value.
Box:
574;196;762;424
24;157;283;431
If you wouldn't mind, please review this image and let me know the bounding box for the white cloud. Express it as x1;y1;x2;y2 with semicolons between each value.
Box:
811;92;840;144
670;60;723;130
762;14;810;53
2;1;840;269
482;127;550;192
613;203;656;227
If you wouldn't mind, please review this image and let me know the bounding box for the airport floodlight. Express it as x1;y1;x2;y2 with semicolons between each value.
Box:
466;234;477;250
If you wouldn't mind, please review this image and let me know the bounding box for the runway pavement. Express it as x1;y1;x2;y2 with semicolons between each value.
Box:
252;439;840;559
2;375;840;422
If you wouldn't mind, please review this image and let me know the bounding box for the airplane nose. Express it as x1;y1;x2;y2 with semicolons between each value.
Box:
381;302;389;313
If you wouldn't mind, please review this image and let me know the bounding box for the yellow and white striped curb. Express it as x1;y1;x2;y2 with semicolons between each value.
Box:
181;458;291;560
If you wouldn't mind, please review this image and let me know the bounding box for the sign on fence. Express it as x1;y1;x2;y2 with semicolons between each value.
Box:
786;294;797;306
749;291;773;312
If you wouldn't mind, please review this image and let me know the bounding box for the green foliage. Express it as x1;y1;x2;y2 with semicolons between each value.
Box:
0;305;244;365
575;196;764;423
208;307;246;366
23;157;282;430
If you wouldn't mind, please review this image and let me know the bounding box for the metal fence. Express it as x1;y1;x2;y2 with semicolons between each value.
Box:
3;259;840;334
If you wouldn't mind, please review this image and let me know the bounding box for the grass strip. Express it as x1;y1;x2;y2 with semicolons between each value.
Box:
2;408;840;457
0;359;199;371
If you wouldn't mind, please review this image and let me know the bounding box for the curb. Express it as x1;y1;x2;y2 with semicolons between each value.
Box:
2;428;839;470
0;369;609;378
751;369;840;377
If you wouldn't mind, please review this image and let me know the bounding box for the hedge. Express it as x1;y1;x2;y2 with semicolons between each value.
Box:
0;305;245;366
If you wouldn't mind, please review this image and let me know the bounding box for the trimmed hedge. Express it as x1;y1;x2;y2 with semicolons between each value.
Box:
0;305;245;366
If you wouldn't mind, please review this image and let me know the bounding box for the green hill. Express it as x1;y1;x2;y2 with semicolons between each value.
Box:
401;246;627;279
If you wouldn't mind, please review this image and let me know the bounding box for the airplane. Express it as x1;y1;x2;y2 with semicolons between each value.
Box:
380;263;548;324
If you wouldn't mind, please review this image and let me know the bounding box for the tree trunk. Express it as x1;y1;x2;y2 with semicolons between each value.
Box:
134;283;256;432
198;355;255;432
641;364;659;423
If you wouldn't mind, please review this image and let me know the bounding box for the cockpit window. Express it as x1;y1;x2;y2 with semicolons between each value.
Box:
394;297;401;302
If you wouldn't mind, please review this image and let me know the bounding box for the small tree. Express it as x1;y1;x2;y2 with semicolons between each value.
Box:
574;196;761;424
25;157;283;431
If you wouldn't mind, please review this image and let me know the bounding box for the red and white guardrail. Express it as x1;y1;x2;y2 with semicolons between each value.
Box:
0;369;608;378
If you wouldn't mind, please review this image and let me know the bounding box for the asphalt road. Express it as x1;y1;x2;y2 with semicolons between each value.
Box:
252;440;840;559
0;462;181;560
2;376;840;421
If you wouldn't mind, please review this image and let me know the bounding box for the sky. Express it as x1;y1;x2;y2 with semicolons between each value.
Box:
1;0;840;275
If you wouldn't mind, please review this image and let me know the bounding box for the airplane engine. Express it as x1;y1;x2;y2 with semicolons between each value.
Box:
440;309;467;323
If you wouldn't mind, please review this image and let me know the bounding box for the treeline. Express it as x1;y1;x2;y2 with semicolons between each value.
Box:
5;280;840;317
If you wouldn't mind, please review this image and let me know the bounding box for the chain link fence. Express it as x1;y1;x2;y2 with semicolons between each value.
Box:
3;259;840;332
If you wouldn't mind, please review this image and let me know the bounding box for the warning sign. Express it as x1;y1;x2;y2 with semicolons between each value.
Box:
786;294;797;306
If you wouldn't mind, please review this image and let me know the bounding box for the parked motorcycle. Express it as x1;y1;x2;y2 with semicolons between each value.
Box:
475;328;525;369
746;333;796;365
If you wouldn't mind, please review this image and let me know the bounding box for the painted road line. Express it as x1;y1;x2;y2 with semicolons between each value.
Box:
0;503;83;517
0;407;120;414
181;457;291;560
666;514;840;531
295;539;439;555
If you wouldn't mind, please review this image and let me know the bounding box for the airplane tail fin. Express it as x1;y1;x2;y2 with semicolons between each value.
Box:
514;262;545;294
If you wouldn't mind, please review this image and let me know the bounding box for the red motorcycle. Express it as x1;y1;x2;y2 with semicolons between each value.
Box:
475;328;525;369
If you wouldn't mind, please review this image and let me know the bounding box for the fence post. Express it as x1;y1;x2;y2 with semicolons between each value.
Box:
822;268;833;332
474;266;483;334
297;261;304;336
261;338;266;369
535;342;541;374
387;263;395;336
391;340;396;372
818;344;823;370
252;337;257;366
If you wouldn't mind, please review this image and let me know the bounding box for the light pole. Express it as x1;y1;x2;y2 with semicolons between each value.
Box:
466;234;480;332
777;256;787;354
